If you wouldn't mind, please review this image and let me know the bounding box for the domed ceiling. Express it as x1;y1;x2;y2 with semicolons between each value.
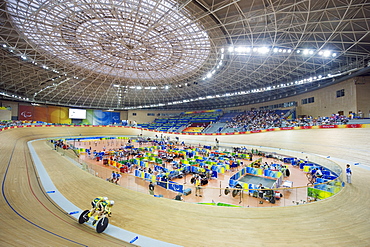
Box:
1;0;369;110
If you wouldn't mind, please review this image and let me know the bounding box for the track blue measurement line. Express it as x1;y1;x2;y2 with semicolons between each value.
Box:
1;142;88;247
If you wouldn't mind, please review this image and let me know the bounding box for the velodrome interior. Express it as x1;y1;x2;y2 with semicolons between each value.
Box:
1;0;370;246
1;126;370;246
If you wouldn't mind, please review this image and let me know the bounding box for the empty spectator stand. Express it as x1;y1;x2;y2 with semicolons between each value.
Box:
182;122;209;133
137;112;222;133
137;116;191;132
182;126;205;133
182;113;221;133
169;118;191;132
136;123;158;130
203;122;226;133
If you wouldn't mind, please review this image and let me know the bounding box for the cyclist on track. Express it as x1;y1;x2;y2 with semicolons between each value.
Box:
88;196;108;218
92;200;114;226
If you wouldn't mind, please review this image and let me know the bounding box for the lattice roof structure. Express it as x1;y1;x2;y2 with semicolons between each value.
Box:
1;0;370;110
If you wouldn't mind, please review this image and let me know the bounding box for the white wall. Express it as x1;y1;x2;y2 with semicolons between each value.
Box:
0;110;12;120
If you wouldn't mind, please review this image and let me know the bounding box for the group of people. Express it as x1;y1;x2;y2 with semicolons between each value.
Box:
88;196;114;226
51;139;70;150
310;164;353;184
108;171;121;184
282;114;349;127
220;111;352;133
0;120;25;128
190;174;207;197
224;110;283;132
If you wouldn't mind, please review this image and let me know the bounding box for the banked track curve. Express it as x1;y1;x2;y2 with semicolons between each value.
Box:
1;126;370;246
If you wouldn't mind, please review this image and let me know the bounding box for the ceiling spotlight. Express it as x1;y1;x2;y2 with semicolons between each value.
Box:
258;47;269;54
235;47;250;53
323;50;331;57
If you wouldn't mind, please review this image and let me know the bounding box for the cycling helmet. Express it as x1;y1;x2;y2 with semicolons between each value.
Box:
109;200;114;206
103;197;108;201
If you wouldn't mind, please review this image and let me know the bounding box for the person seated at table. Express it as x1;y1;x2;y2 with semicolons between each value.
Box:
311;167;317;177
314;168;323;178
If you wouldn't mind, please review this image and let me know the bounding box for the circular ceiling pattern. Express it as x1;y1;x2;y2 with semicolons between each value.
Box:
7;0;211;80
1;1;370;110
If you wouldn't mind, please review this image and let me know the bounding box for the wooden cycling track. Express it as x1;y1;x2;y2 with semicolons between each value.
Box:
1;126;370;247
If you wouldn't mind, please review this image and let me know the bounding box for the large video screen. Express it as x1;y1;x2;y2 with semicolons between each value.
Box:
69;108;86;119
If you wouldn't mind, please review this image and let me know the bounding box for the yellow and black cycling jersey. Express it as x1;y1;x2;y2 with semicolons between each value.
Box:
100;200;114;215
91;196;107;209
